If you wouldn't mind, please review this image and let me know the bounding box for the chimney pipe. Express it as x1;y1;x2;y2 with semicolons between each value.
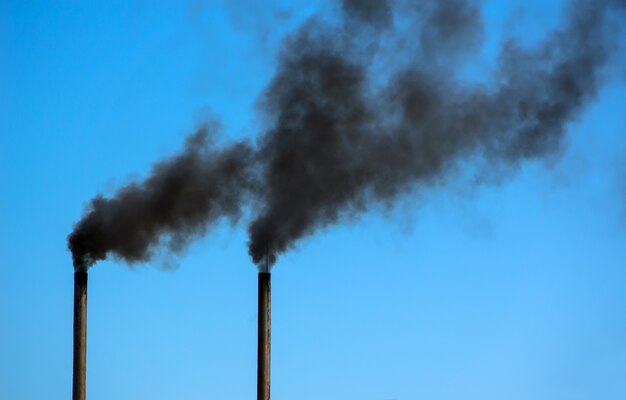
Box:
257;272;271;400
73;271;88;400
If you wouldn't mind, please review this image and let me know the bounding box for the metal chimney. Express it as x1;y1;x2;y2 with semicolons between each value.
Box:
73;271;88;400
257;271;271;400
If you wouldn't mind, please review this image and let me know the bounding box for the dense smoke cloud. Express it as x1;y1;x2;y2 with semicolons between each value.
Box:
68;127;255;271
247;0;625;265
69;0;625;270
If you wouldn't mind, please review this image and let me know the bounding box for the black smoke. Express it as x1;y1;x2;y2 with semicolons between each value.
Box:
69;0;625;270
68;127;255;271
247;0;625;265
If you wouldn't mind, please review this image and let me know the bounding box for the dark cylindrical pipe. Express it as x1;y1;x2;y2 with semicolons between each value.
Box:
257;272;271;400
73;271;88;400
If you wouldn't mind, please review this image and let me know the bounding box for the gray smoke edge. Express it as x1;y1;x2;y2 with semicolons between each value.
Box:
68;0;626;271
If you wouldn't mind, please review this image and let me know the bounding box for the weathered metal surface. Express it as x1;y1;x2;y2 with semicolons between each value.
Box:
257;272;271;400
73;272;88;400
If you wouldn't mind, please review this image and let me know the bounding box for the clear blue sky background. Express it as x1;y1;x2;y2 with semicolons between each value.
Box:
2;1;626;399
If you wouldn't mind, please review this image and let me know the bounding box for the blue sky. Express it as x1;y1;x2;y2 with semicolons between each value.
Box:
2;1;626;399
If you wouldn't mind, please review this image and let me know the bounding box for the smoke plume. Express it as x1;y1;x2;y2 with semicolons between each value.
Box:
69;0;625;270
247;0;625;266
68;127;255;271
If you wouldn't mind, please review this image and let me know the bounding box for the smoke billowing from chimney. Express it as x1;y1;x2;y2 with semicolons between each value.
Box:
247;0;625;266
68;127;255;271
69;0;626;270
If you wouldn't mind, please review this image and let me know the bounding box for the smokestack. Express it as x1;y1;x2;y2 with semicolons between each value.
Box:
73;271;88;400
257;271;271;400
